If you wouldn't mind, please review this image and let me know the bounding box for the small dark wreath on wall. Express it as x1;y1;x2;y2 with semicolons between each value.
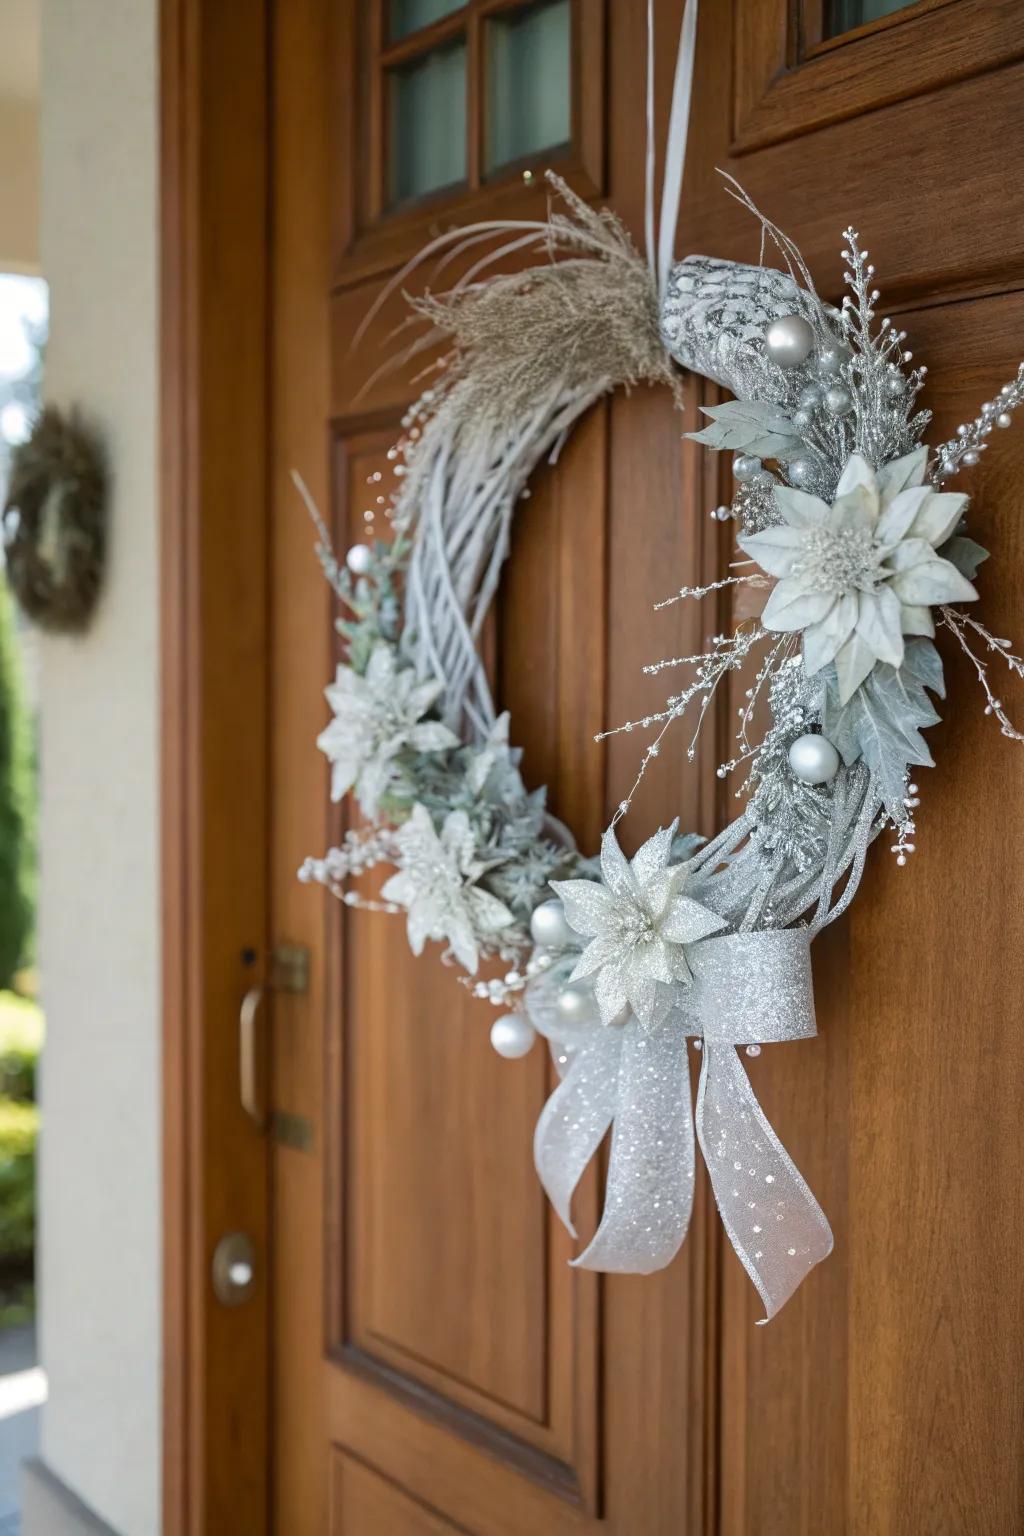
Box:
2;405;107;633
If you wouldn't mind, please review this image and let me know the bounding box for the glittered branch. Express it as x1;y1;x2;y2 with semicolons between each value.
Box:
601;623;773;826
930;363;1024;484
653;571;769;610
939;606;1024;742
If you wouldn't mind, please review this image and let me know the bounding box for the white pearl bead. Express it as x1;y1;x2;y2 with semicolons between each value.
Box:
765;314;815;368
787;458;814;487
346;543;373;575
556;982;596;1025
529;898;577;949
997;412;1012;428
788;732;840;785
490;1014;537;1059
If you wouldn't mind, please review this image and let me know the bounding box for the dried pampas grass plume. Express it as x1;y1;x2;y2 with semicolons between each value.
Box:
379;175;683;739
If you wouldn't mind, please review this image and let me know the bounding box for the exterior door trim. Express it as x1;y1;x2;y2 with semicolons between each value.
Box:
160;1;273;1531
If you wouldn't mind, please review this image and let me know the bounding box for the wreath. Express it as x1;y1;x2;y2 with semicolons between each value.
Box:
3;405;107;633
300;60;1023;1324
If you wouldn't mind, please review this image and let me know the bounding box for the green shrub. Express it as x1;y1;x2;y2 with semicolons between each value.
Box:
0;580;35;990
0;1098;36;1267
0;991;41;1101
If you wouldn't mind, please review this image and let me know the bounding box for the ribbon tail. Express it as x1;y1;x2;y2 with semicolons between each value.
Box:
533;1029;621;1239
696;1043;833;1323
657;0;699;301
572;1016;695;1275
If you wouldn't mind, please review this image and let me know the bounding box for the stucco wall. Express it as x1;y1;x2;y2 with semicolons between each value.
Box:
35;2;160;1533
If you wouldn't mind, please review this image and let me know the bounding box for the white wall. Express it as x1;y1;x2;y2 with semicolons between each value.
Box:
0;98;39;273
36;2;160;1533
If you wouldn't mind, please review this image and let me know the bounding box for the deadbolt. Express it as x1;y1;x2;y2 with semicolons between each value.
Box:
212;1231;257;1307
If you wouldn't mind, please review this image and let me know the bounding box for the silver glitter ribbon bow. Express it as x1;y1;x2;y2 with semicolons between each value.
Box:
526;929;833;1322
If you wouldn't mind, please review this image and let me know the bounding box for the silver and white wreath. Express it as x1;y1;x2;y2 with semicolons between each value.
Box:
297;166;1024;1321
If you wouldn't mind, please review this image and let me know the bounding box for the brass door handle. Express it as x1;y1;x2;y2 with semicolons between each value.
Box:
238;945;310;1133
239;985;266;1130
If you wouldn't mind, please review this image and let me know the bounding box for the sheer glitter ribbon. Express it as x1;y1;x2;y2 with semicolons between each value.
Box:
526;929;834;1321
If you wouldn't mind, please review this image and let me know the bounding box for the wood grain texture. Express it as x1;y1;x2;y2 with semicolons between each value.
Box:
266;1;334;1533
331;1451;473;1536
696;9;1024;1534
683;4;1024;312
161;1;272;1532
733;0;1024;154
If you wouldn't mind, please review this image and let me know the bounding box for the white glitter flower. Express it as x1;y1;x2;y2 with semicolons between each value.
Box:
380;804;514;973
317;642;458;816
739;449;978;702
551;825;726;1028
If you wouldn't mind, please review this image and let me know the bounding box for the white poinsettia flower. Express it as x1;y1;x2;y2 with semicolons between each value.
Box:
551;825;726;1029
317;642;459;816
738;449;978;703
380;804;514;974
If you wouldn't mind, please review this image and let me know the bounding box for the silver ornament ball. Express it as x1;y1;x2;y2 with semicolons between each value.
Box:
345;543;373;575
733;453;762;484
798;382;823;408
556;981;596;1026
490;1014;537;1060
787;457;815;488
765;314;815;368
788;732;840;785
793;407;814;431
824;385;853;415
529;897;577;950
815;341;852;376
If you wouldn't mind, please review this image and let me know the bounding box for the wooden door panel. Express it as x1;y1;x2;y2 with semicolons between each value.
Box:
689;9;1024;1535
686;10;1024;309
734;0;1024;152
845;290;1024;1536
322;415;605;1510
720;295;1024;1536
330;1453;472;1536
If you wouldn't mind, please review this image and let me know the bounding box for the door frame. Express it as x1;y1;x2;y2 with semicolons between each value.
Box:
160;1;273;1531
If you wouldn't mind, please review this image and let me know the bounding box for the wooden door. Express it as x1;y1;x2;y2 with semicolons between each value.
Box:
265;2;1024;1533
682;3;1024;1534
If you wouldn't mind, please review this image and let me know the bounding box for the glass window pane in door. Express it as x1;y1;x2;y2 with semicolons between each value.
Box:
825;0;920;38
485;0;571;175
388;41;467;205
390;0;463;43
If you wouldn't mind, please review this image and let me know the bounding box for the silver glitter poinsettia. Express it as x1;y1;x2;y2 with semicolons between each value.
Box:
739;449;977;702
380;804;514;973
317;642;459;816
551;825;726;1028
